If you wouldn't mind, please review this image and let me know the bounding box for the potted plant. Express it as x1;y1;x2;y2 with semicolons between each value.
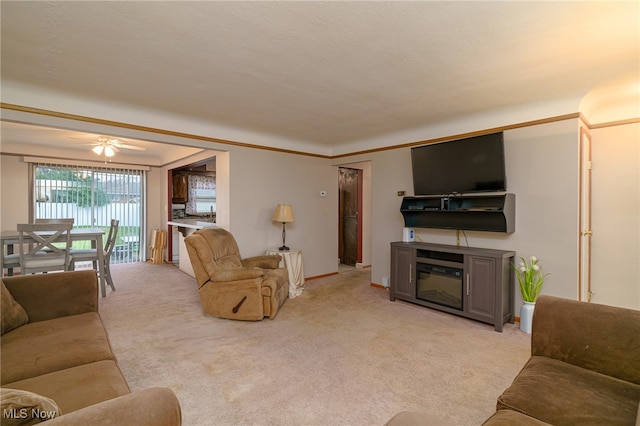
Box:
514;256;549;333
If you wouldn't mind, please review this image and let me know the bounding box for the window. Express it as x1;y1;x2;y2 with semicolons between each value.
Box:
32;163;145;265
194;189;216;215
186;175;216;216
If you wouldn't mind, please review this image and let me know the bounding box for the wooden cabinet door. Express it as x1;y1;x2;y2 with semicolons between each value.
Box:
172;174;188;203
465;255;496;322
390;245;415;301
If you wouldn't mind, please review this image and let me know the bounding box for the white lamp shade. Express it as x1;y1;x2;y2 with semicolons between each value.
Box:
272;204;294;223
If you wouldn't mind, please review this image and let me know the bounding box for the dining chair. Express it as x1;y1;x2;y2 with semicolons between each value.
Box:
34;219;75;251
2;253;21;277
35;218;75;225
2;220;76;276
70;219;119;292
17;222;73;274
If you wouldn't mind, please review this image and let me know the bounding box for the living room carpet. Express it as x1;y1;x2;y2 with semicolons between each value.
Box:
100;262;530;426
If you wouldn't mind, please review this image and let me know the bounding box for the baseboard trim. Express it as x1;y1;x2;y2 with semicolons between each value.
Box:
306;272;339;281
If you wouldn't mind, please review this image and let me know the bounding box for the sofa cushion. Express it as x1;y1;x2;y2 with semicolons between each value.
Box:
1;313;115;385
498;356;640;426
0;387;61;426
532;295;640;385
3;271;98;323
1;280;29;335
4;360;130;415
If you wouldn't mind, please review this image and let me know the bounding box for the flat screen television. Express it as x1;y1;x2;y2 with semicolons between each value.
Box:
411;132;506;196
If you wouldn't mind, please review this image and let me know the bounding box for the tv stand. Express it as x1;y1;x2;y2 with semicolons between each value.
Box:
390;241;515;332
400;193;515;233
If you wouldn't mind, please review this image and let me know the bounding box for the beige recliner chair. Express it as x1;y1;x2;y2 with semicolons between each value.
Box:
184;228;289;320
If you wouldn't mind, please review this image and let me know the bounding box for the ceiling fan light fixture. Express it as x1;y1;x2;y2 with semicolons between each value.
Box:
104;146;115;157
92;145;104;155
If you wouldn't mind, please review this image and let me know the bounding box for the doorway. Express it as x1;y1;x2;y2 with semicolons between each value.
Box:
338;167;362;268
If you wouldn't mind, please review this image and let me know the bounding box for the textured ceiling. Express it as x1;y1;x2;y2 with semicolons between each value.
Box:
1;1;638;157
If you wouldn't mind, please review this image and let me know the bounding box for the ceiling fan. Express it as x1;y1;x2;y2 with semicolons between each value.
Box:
89;136;146;157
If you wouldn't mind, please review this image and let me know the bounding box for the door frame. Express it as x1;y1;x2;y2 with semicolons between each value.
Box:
338;167;363;265
578;124;593;302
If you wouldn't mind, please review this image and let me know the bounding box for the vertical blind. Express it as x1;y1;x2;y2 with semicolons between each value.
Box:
33;162;146;264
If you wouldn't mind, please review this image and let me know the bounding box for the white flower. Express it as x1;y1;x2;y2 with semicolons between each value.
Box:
530;256;537;262
532;264;540;271
520;266;527;272
519;261;525;268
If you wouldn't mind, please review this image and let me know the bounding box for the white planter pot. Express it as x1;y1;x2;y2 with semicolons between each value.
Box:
520;301;536;334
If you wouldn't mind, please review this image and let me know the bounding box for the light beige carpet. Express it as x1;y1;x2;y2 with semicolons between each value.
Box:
100;262;530;426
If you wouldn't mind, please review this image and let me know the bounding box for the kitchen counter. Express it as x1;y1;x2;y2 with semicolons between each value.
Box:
167;218;216;230
168;219;216;277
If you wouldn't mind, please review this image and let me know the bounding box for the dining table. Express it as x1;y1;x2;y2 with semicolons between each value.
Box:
1;227;108;297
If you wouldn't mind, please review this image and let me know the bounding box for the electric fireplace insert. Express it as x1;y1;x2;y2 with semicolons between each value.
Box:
415;250;464;310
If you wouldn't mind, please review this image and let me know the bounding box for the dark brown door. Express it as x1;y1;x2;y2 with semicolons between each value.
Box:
339;167;362;266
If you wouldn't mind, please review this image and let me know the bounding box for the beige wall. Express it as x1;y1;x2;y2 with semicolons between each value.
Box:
332;147;414;286
226;146;338;275
591;122;640;309
3;118;639;312
0;147;338;278
336;119;583;308
1;101;638;311
0;155;30;229
151;145;338;277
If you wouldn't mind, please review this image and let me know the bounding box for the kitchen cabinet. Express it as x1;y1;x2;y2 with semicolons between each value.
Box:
172;174;188;203
167;219;216;277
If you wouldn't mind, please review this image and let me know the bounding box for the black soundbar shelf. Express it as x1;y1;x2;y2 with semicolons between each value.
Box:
400;193;515;233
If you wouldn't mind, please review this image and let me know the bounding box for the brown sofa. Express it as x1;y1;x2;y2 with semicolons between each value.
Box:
184;228;289;321
1;270;182;425
385;295;640;426
483;295;640;425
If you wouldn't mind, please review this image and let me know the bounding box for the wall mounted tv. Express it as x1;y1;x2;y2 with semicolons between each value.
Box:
411;132;506;196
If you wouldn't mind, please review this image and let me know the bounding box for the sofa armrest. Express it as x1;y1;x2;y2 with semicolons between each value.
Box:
2;270;98;323
242;255;282;270
531;295;640;384
210;268;264;283
46;387;181;426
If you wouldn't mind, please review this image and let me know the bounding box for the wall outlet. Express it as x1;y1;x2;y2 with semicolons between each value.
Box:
397;191;405;196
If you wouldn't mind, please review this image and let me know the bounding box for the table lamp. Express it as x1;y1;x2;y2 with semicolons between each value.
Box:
272;204;294;251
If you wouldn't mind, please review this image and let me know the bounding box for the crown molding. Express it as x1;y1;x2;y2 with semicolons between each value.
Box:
6;103;634;161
